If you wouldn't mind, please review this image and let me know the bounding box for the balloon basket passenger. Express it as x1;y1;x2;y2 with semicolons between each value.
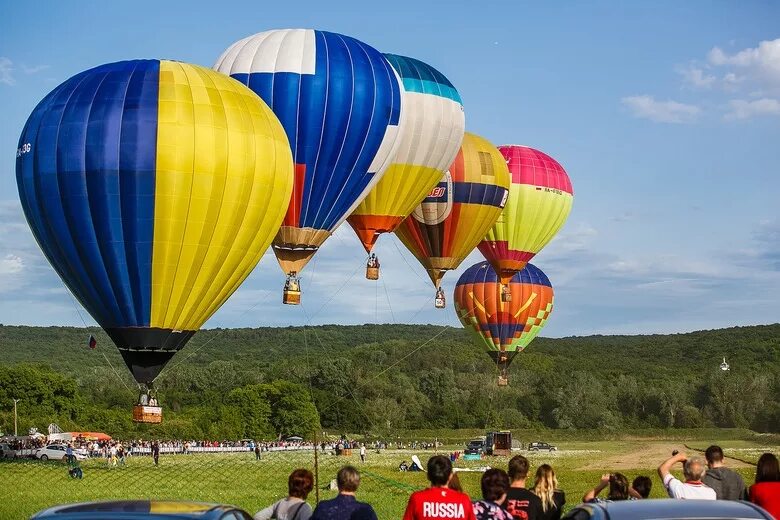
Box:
283;273;302;305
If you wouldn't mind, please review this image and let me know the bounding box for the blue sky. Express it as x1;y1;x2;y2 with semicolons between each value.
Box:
0;1;778;336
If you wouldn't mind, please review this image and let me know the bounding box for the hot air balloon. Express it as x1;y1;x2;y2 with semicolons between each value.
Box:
347;54;465;279
454;261;554;386
479;145;572;300
214;29;403;303
395;132;509;307
16;60;294;421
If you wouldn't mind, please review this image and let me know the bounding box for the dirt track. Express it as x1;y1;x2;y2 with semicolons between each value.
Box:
576;442;753;471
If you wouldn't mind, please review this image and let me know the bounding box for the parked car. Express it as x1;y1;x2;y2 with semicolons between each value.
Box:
0;442;17;458
562;498;772;520
35;444;86;461
528;441;557;452
31;500;254;519
465;439;485;455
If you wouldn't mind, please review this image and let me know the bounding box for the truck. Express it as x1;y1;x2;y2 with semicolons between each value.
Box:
485;431;512;456
464;431;512;456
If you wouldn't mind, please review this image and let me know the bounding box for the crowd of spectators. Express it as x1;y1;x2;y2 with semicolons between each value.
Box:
252;447;779;520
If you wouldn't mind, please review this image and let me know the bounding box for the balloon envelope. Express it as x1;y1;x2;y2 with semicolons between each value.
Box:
215;29;403;274
348;54;465;252
479;145;573;283
454;261;554;363
395;132;510;288
16;60;294;384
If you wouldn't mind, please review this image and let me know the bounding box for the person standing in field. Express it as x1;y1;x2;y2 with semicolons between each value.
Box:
473;468;513;520
254;469;314;520
403;455;476;520
311;466;377;520
703;445;747;500
504;455;542;520
749;453;780;519
658;452;716;500
531;465;565;520
360;444;366;463
152;441;160;466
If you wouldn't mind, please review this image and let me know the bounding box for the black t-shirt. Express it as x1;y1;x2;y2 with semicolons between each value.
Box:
504;487;543;520
537;491;565;520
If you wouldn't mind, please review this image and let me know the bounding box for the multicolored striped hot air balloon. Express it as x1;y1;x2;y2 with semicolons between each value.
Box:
347;54;465;278
395;132;510;307
454;261;554;385
214;29;404;303
479;145;573;290
16;60;294;390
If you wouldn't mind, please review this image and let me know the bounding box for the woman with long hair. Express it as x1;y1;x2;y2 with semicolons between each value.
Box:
531;464;565;520
749;453;780;519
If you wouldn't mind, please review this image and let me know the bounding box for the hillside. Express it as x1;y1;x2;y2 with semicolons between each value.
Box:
0;323;778;437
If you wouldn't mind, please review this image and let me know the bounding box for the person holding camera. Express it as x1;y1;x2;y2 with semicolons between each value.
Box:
582;473;631;503
658;451;716;500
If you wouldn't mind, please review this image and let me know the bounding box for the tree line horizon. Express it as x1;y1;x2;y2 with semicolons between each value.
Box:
0;323;778;439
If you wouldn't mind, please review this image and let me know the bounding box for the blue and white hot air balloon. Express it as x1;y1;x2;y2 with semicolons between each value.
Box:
214;29;404;302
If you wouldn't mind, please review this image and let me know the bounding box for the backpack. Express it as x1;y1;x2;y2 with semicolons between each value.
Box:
271;500;306;520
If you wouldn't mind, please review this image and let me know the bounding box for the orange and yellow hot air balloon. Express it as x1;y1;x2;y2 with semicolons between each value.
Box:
479;145;573;294
454;261;554;386
347;54;465;279
395;132;509;307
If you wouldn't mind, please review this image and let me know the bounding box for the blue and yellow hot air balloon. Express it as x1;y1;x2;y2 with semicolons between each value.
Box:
347;54;465;277
454;261;554;385
16;60;294;393
214;29;404;302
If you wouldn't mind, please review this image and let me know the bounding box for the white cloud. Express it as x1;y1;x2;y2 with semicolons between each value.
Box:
0;57;15;86
0;254;24;275
725;98;780;120
679;66;716;89
621;95;700;123
708;38;780;90
22;64;50;74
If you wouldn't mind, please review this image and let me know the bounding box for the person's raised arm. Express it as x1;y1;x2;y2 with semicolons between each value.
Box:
583;474;610;502
658;452;687;480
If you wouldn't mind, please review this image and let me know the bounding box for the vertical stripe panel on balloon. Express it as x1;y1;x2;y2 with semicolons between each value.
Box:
58;70;127;324
186;67;293;328
150;62;193;328
121;63;159;327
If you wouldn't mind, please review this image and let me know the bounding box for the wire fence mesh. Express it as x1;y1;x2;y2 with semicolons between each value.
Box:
0;443;448;519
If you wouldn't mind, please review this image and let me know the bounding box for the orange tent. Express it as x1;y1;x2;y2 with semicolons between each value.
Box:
70;432;112;441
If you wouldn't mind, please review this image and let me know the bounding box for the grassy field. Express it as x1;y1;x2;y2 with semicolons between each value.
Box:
2;437;779;520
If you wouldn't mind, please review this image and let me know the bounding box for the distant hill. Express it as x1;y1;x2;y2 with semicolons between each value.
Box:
1;323;778;435
1;323;777;380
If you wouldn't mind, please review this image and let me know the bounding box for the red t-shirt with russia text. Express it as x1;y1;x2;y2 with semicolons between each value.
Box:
403;487;478;520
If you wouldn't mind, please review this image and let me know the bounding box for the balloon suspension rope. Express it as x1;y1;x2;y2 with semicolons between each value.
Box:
64;287;133;392
392;239;430;284
157;280;275;379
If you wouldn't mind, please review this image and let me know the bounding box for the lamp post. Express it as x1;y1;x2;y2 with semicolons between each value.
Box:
12;398;20;437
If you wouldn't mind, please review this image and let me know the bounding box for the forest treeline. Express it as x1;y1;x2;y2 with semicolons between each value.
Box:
0;323;778;439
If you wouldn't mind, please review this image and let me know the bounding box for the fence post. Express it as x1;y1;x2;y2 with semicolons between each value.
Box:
313;429;320;504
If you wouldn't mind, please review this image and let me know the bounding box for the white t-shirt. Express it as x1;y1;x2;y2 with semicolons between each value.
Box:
360;446;366;455
663;474;716;500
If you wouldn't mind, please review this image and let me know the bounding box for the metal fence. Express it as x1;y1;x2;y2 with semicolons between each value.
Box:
0;444;439;520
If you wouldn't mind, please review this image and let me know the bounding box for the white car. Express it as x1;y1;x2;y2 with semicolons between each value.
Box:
35;444;86;462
